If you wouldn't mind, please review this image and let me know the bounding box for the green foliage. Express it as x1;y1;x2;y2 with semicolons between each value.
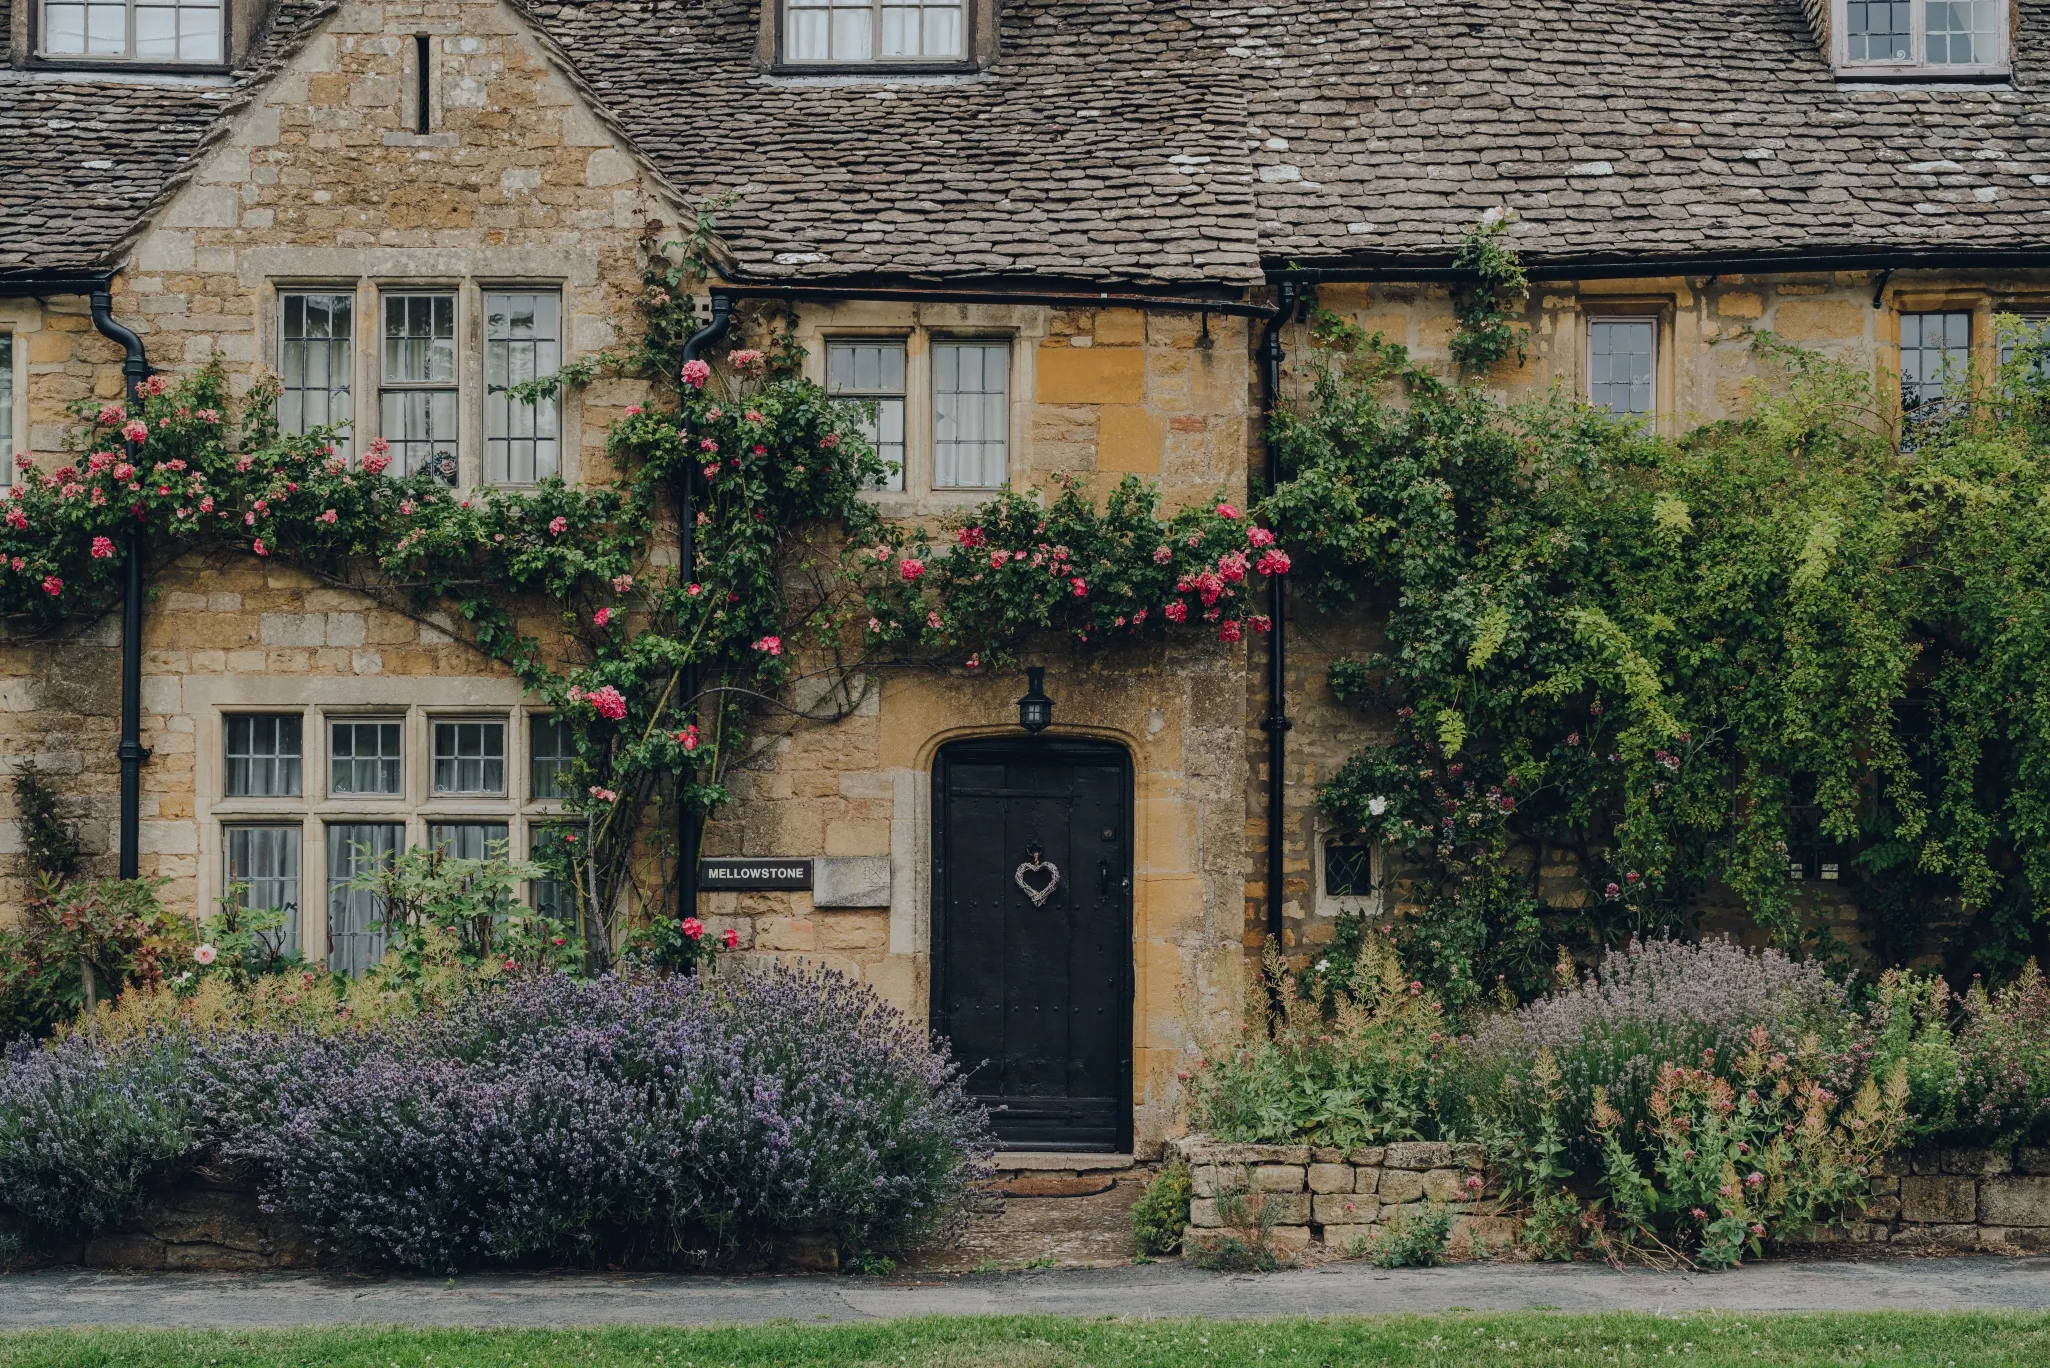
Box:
11;762;77;883
1129;1163;1192;1257
1448;213;1530;373
1952;962;2050;1145
347;845;578;989
1184;937;1451;1148
1;877;192;1037
1367;1201;1454;1268
1272;221;2050;993
1863;969;1963;1145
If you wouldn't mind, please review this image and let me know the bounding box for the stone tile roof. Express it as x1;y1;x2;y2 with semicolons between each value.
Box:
521;0;1265;285
1229;0;2050;269
0;0;333;280
11;0;2050;284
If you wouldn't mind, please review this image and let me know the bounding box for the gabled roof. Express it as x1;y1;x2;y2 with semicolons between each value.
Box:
1230;0;2050;270
0;0;334;280
10;1;2050;287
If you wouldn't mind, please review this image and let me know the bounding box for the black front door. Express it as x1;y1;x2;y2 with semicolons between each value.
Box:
932;737;1132;1152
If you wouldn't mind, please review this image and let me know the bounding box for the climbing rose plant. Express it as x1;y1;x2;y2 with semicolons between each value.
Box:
1;239;1293;957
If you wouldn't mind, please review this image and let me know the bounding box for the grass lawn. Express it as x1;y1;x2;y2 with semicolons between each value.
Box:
0;1313;2043;1367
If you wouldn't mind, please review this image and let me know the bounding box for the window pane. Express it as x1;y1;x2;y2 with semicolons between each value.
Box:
485;291;561;484
932;342;1009;489
226;826;300;957
1927;0;1998;64
828;340;907;491
85;0;124;52
1588;320;1655;417
327;823;401;976
429;822;509;862
1847;1;1913;60
279;292;354;437
1324;843;1374;898
383;294;456;382
1999;315;2050;378
380;389;458;483
530;825;569;918
830;5;872;60
224;714;303;797
135;7;178;58
0;335;12;455
1902;311;1972;406
330;720;402;796
44;5;88;53
433;720;506;795
177;0;220;60
43;0;221;60
529;714;574;800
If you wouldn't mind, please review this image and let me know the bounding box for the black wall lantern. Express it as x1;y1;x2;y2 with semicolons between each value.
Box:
1017;666;1055;734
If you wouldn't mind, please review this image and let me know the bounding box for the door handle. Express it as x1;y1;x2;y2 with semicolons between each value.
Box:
1099;859;1110;893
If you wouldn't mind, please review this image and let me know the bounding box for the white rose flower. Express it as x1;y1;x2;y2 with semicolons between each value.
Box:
1367;795;1389;817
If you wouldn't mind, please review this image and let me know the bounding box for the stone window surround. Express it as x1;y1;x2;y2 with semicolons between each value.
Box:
1824;0;2013;80
254;262;583;491
0;320;19;459
1570;296;1674;432
797;301;1044;517
755;0;999;74
1312;830;1381;922
1884;288;1999;399
184;673;563;958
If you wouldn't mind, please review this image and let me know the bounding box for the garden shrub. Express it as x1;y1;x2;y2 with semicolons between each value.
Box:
0;963;990;1269
1951;962;2050;1146
1184;936;1451;1147
1130;1164;1192;1258
1459;938;1850;1164
1368;1202;1454;1269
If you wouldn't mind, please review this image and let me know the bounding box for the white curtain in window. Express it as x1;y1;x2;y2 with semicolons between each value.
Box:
932;342;1010;489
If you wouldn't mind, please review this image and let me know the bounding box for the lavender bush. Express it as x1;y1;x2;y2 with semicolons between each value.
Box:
1458;939;1851;1161
1;963;988;1269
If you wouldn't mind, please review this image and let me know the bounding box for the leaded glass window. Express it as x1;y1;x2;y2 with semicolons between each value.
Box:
827;340;906;492
380;293;458;484
225;826;300;956
529;715;574;801
1588;319;1656;418
330;720;402;797
1926;1;1998;65
530;825;570;918
40;0;224;62
484;291;560;485
1902;311;1971;408
429;821;509;862
432;719;505;795
327;822;400;976
1324;843;1375;899
932;341;1009;490
785;0;964;63
278;293;354;438
224;714;303;798
1847;1;1912;61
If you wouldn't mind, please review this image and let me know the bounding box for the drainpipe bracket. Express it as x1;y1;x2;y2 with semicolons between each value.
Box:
1258;716;1293;734
117;741;152;763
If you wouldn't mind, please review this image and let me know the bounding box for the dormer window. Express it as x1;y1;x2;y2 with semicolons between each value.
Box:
39;0;224;64
1833;1;2008;77
783;0;966;65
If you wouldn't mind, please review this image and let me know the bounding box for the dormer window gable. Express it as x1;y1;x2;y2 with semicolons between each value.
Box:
771;0;992;72
1816;1;2012;80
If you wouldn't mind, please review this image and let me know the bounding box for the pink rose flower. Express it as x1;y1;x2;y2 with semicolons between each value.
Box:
548;516;568;535
1248;526;1276;547
1255;549;1292;577
727;349;766;370
681;359;711;389
753;635;783;656
594;607;612;627
1163;600;1188;623
722;927;739;949
1218;619;1243;643
194;944;217;966
252;539;269;557
1070;577;1088;598
40;575;63;596
585;685;628;721
97;404;126;426
611;574;634;593
1251;614;1273;633
588;786;619;802
120;419;148;444
682;916;706;941
626;404;644;417
89;536;115;559
1152;544;1174;564
319;509;338;524
675;724;700;751
1215;502;1239;519
686;582;704;597
898;557;925;582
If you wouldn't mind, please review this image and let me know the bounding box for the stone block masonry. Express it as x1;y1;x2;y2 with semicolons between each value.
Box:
1800;1146;2050;1252
1170;1137;1498;1258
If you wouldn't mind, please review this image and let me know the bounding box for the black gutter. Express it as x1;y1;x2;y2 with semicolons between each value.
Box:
88;287;152;882
1267;248;2050;286
1258;280;1300;950
675;291;734;932
713;281;1279;319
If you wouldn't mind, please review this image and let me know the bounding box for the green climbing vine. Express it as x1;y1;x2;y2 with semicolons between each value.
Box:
1267;218;2050;1003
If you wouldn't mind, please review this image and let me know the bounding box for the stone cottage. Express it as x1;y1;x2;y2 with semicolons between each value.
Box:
5;0;2050;1155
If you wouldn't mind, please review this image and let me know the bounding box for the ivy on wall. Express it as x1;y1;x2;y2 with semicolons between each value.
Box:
1269;221;2050;1002
0;232;1293;955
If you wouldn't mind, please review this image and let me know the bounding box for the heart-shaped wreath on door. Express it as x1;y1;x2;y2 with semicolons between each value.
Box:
1014;855;1062;907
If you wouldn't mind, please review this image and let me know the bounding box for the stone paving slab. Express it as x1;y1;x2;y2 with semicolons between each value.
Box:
2;1258;2050;1329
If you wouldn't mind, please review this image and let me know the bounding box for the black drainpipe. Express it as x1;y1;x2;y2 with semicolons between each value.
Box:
1258;280;1300;948
88;287;152;881
675;291;734;926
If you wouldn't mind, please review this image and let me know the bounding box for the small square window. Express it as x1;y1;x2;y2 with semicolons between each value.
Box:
529;715;575;801
224;714;303;798
433;719;506;795
429;821;509;862
1588;319;1656;418
330;720;402;796
327;821;401;976
1324;843;1375;898
932;341;1010;490
224;825;300;957
1902;311;1972;407
827;340;907;492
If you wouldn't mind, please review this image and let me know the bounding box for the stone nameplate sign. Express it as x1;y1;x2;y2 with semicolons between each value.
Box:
699;858;814;891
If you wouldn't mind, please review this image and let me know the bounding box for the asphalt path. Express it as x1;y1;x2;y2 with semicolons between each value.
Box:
2;1257;2049;1328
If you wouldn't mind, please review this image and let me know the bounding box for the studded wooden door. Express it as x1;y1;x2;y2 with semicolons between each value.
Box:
932;737;1132;1152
